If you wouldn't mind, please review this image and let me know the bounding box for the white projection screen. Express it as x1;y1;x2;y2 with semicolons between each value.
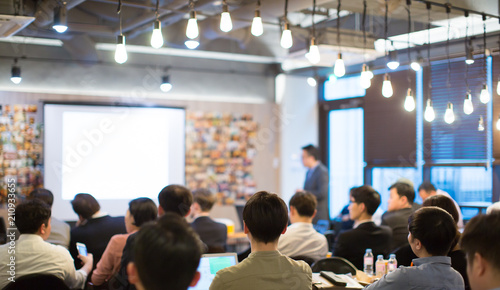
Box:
44;103;185;221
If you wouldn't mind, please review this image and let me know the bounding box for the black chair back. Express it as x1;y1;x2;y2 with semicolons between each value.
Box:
311;257;358;275
4;274;69;290
291;256;316;267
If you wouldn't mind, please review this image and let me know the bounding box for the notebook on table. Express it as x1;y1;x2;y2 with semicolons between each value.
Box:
189;253;238;290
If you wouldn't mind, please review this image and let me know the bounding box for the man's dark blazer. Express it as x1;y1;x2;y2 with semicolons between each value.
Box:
333;221;392;270
69;215;126;268
304;162;329;223
381;207;415;252
191;216;227;253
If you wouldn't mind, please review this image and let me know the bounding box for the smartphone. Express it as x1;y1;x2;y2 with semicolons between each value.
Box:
76;242;87;256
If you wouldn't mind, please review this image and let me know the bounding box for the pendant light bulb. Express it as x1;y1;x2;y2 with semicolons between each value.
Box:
151;20;163;49
382;73;393;98
463;93;474;115
444;102;455;124
186;11;199;39
478;116;485;131
360;64;373;89
307;77;317;87
220;2;232;32
424;99;435;122
251;10;263;36
404;89;416;112
480;84;490;104
306;38;320;64
280;23;293;49
115;35;127;64
334;53;345;77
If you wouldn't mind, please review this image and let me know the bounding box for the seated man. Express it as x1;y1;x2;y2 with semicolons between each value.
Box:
0;200;93;289
190;188;227;253
365;207;464;290
460;212;500;290
333;185;391;270
278;191;328;262
381;182;417;251
418;182;464;228
28;188;71;249
69;193;126;267
210;191;312;290
127;213;204;290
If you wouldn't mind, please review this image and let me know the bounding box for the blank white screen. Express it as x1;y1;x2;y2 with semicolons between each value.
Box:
44;104;185;221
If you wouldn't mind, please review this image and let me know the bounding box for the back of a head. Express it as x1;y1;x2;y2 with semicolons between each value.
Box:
134;213;203;290
158;185;193;216
351;185;381;216
243;191;288;244
461;212;500;273
192;188;216;212
301;144;319;161
422;195;459;224
408;207;457;256
389;182;416;205
71;193;100;219
129;198;158;227
15;200;51;234
289;191;317;217
418;181;436;193
28;188;54;207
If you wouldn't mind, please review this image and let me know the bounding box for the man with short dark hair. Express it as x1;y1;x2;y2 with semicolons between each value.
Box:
382;182;417;251
365;207;464;289
28;188;70;249
300;144;329;223
278;191;328;261
210;191;312;290
418;181;463;228
190;188;227;253
127;213;204;290
333;185;392;269
0;200;93;289
460;212;500;290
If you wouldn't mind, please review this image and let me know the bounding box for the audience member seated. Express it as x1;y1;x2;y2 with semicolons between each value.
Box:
460;212;500;290
190;188;227;253
365;207;464;290
69;193;126;268
381;182;417;252
91;197;157;286
418;182;464;228
115;184;193;290
278;191;328;262
127;213;204;290
28;188;70;249
487;201;500;214
0;200;93;289
333;185;391;270
332;188;355;232
210;191;312;290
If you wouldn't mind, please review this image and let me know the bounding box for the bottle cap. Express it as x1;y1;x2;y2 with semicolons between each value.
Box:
366;249;372;253
377;255;383;259
390;254;396;259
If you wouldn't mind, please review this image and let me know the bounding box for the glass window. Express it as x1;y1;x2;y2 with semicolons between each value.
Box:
371;167;420;212
324;75;365;101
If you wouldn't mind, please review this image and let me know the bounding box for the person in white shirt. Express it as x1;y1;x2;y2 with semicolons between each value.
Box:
278;191;328;262
418;182;464;229
0;199;93;289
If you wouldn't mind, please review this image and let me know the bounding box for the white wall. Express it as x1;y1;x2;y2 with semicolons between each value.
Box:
277;74;318;205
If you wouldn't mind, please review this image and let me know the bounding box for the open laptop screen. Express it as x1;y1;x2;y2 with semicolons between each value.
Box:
189;253;238;290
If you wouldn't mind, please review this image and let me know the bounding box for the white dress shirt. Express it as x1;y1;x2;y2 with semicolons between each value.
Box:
278;222;328;261
0;234;88;289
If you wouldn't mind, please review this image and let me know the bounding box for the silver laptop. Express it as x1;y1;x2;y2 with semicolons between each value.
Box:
189;253;239;290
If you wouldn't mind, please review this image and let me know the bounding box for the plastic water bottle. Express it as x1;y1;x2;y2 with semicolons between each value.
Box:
363;249;374;276
375;255;386;277
387;254;397;273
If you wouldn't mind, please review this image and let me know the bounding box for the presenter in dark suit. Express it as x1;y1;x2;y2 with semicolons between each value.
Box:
333;185;392;270
190;189;227;253
301;144;329;223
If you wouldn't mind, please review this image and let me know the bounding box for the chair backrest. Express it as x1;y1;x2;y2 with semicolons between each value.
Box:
4;274;69;290
291;256;316;267
311;257;358;275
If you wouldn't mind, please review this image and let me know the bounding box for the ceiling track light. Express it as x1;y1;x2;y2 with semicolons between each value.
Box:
220;0;232;32
387;50;399;70
251;0;263;37
186;1;199;39
160;75;172;92
10;59;21;85
53;4;68;33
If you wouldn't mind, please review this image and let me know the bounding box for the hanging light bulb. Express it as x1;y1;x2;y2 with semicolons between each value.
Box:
424;99;435;122
496;115;500;131
306;37;320;64
478;116;485;131
186;10;199;39
307;77;317;87
115;34;127;64
480;84;490;103
360;64;373;89
280;22;293;49
444;102;455;124
404;89;416;112
463;93;474;115
496;76;500;95
411;56;423;72
185;39;199;49
387;50;400;70
251;9;263;36
151;20;163;48
334;53;345;77
52;5;68;33
160;76;172;92
10;60;21;84
220;1;232;32
382;73;393;98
